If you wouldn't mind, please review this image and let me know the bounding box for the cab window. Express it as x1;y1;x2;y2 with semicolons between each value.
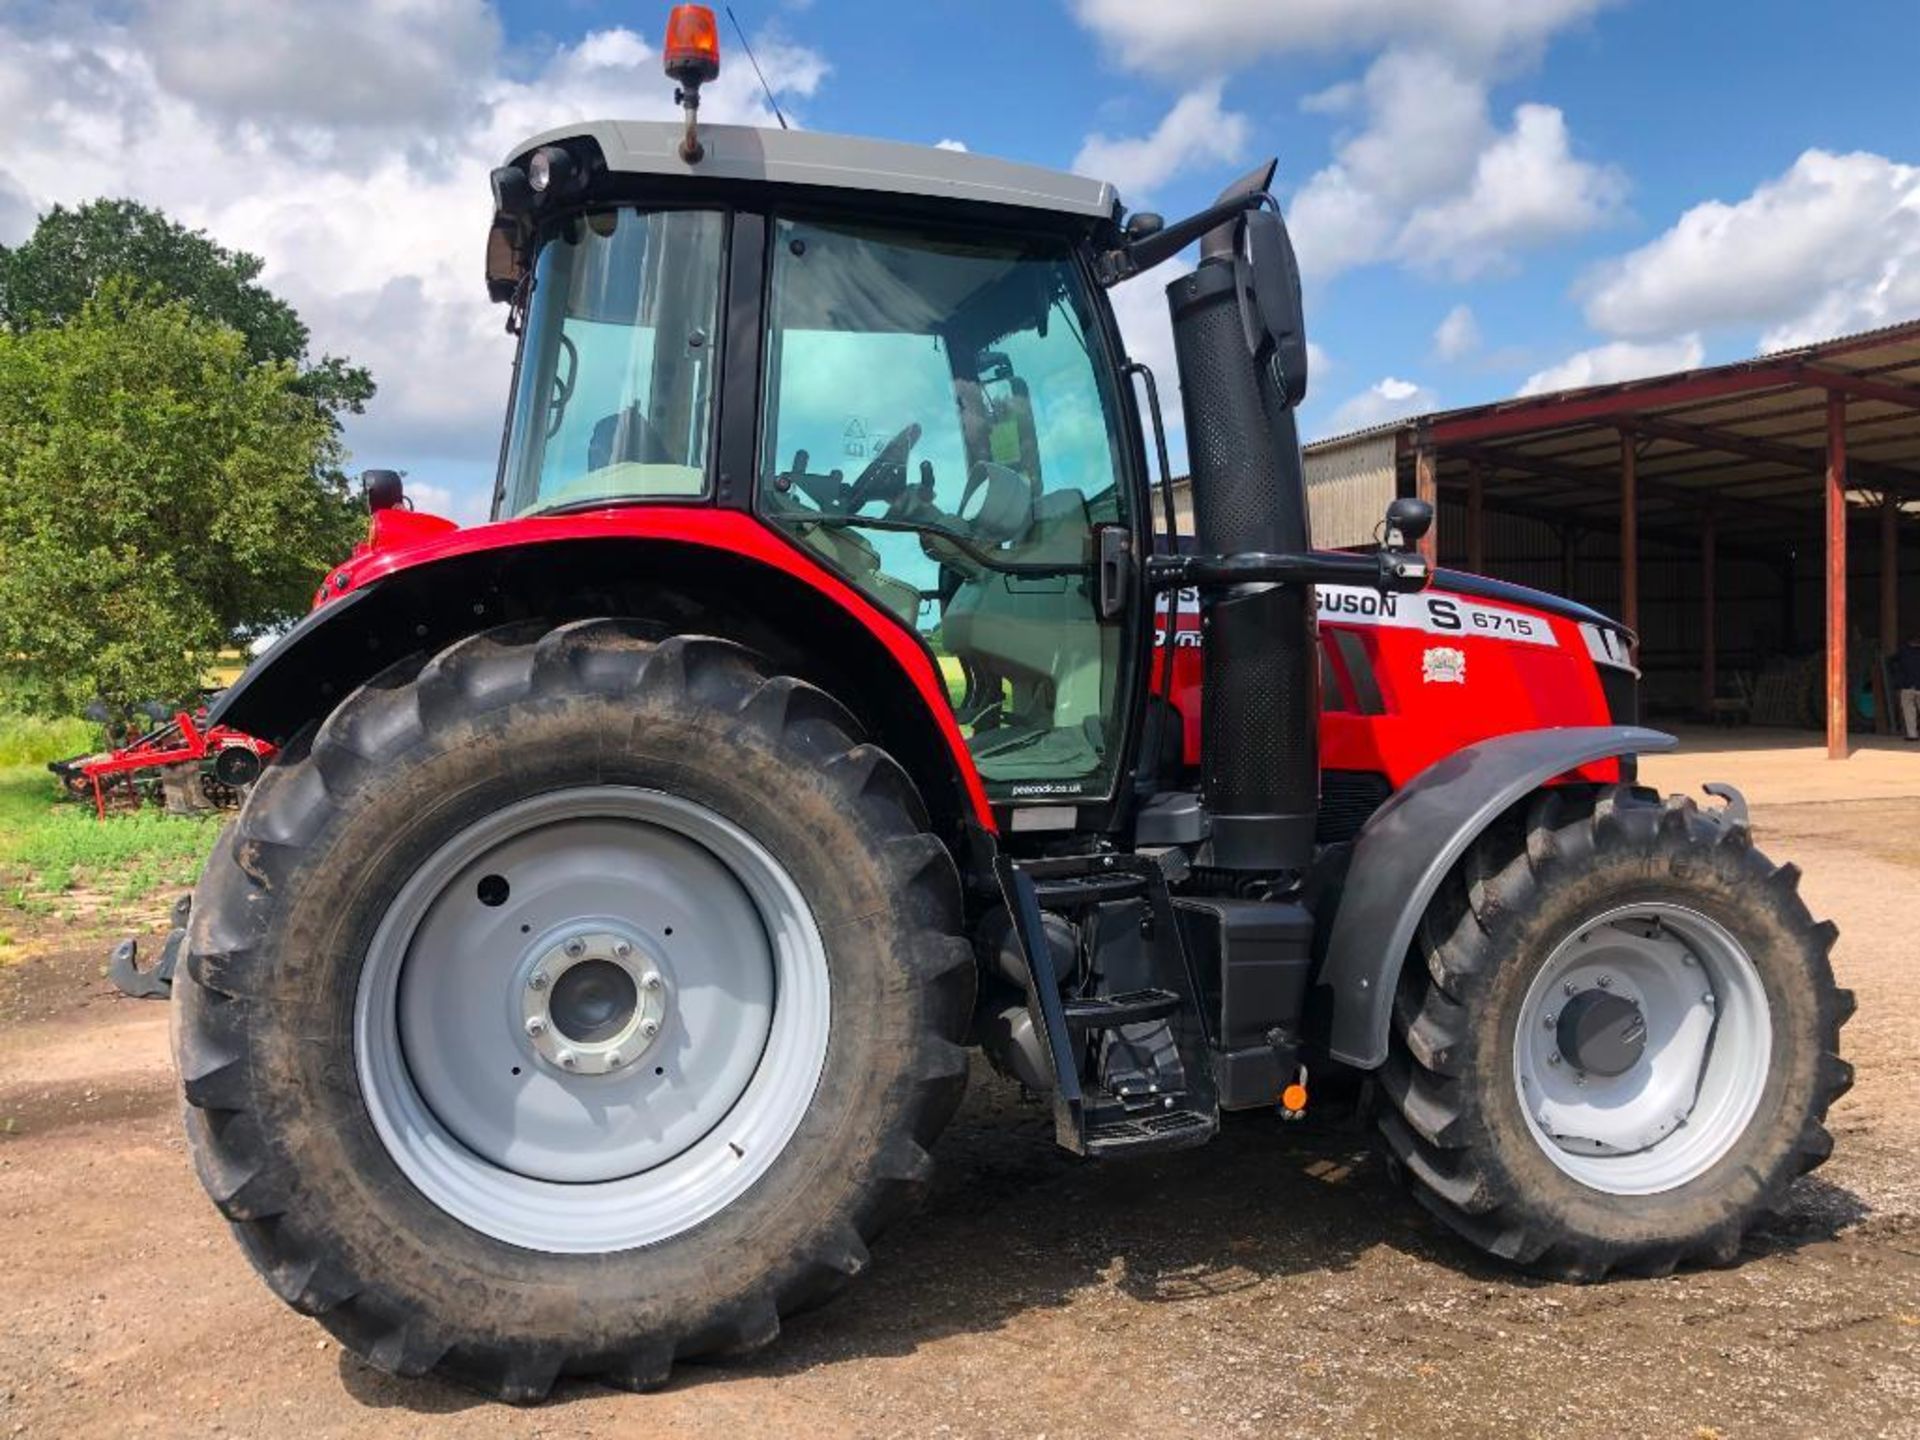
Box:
500;208;725;517
757;216;1133;799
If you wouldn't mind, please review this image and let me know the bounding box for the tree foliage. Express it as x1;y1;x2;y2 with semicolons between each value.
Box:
0;286;364;715
0;199;374;424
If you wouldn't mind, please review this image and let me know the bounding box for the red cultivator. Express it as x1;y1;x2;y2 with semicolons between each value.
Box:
49;706;275;818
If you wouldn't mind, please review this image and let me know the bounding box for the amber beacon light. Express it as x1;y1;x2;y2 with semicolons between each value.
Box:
664;5;721;162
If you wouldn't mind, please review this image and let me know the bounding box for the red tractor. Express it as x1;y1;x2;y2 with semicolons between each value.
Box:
165;7;1851;1401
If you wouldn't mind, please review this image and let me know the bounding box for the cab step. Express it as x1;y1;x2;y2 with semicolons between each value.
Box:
1030;871;1150;908
1062;987;1181;1030
993;853;1219;1159
1083;1105;1218;1156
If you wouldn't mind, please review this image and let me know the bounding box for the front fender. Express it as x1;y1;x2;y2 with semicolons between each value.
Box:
1317;724;1676;1069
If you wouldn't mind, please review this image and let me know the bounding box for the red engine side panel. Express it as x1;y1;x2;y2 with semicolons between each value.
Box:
1157;576;1628;790
316;506;998;831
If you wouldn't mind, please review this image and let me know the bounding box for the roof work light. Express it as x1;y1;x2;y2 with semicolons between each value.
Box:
664;5;721;163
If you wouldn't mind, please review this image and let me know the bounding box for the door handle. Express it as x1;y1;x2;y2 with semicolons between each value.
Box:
1096;524;1134;620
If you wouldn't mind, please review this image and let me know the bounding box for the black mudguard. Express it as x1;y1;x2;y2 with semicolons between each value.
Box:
1317;724;1676;1069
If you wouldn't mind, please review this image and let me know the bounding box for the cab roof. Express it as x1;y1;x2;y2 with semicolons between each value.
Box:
508;120;1120;222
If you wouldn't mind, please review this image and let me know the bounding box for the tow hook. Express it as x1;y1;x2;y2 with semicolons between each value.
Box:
1702;782;1750;833
108;893;191;1000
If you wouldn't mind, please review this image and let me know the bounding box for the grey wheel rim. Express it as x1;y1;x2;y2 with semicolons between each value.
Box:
354;786;831;1253
1513;902;1771;1195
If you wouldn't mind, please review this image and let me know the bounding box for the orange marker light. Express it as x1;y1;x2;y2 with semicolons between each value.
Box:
663;4;721;85
1281;1081;1309;1114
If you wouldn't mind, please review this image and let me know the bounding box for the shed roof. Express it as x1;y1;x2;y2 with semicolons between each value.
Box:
1307;319;1920;549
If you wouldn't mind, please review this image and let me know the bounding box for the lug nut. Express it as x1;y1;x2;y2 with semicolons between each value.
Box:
1544;1012;1557;1028
640;1018;660;1039
557;1049;577;1070
528;970;549;991
1597;974;1613;989
1548;1052;1562;1067
525;1016;546;1037
642;971;663;992
614;940;632;958
564;939;586;958
1564;980;1578;996
606;1051;624;1069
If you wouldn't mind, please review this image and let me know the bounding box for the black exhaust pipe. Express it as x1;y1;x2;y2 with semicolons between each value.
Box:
1165;161;1316;875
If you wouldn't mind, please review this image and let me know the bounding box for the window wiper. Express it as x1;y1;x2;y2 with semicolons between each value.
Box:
789;513;1084;577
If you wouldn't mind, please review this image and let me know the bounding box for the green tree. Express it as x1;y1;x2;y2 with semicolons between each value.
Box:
0;198;374;424
0;285;364;715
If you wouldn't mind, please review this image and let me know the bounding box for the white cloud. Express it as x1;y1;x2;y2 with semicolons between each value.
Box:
1289;51;1622;282
133;0;501;135
934;138;968;152
1069;0;1615;78
1518;334;1704;396
1398;103;1625;278
0;5;826;502
1581;149;1920;349
1325;375;1437;435
1072;83;1249;203
1434;303;1479;360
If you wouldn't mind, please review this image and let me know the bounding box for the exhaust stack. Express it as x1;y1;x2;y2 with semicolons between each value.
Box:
1164;161;1317;875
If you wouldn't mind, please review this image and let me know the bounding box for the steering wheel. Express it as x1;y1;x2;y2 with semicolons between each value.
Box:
845;423;922;512
545;333;578;439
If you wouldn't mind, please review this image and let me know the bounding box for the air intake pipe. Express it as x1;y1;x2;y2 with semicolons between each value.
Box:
1165;160;1317;875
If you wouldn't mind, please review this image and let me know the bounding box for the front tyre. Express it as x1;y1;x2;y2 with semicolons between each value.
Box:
172;624;973;1399
1379;785;1854;1279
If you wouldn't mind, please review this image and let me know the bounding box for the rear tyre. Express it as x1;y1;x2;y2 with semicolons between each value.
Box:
1379;784;1853;1279
172;623;973;1399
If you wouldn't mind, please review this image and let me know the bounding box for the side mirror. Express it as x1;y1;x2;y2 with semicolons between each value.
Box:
1245;209;1309;406
1385;497;1434;550
364;469;405;513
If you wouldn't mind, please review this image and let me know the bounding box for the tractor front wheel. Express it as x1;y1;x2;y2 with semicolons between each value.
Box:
172;623;972;1399
1379;784;1853;1279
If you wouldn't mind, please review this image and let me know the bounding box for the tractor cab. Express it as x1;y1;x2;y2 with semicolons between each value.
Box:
487;115;1150;812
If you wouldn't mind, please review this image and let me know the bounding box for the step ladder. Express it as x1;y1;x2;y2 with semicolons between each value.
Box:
994;853;1218;1157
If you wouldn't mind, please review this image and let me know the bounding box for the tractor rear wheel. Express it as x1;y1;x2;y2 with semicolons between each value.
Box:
1379;784;1853;1279
172;622;973;1399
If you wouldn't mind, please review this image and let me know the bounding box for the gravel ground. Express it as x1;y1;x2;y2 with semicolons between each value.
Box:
1;793;1916;1439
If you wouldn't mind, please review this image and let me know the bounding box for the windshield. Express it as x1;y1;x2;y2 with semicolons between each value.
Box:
499;208;725;517
758;216;1135;799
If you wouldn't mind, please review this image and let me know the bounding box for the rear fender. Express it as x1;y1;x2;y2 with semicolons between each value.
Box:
214;513;995;838
1315;725;1676;1069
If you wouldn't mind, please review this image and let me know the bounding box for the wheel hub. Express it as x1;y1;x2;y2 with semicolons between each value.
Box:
519;930;669;1076
357;787;833;1250
1513;903;1772;1195
1555;987;1646;1078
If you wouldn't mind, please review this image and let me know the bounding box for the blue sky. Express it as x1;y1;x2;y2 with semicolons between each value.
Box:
3;1;1918;522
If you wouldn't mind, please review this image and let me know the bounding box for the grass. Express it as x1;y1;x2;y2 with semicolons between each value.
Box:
0;711;96;768
0;712;224;949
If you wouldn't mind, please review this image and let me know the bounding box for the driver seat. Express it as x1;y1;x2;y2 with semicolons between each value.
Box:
590;406;673;471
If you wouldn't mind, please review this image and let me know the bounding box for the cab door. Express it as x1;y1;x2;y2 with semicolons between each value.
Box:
755;214;1142;810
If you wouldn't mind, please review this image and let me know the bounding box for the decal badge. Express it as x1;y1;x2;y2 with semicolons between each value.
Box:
1422;646;1468;684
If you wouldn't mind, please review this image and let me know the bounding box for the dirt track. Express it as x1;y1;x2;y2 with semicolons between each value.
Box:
3;795;1918;1439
